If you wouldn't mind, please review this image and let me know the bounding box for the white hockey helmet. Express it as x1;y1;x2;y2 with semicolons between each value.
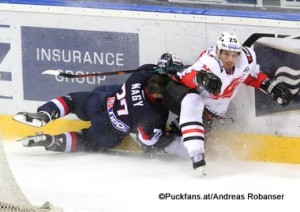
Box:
216;32;242;56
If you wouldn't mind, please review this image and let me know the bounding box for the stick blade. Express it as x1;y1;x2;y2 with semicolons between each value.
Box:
42;69;62;76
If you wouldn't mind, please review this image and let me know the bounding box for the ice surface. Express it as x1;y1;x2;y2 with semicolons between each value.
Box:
3;140;300;212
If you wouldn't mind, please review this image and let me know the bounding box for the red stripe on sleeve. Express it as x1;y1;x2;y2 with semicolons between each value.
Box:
137;125;151;141
243;71;269;90
181;70;199;89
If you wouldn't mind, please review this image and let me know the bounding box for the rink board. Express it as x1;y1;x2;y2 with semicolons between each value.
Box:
1;115;299;164
0;2;299;165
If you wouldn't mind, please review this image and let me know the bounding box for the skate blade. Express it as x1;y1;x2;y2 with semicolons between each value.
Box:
12;114;44;128
197;166;206;177
17;135;47;147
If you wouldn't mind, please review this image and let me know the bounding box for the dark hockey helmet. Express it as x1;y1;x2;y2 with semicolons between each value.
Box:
157;53;184;73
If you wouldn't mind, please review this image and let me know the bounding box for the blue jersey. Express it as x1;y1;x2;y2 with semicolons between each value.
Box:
37;64;170;151
106;64;169;147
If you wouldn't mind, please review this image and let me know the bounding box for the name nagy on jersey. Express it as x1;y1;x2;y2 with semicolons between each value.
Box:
131;83;144;106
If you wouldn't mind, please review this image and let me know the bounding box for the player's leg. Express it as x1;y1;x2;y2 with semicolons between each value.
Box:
18;131;83;152
13;92;93;127
180;93;206;168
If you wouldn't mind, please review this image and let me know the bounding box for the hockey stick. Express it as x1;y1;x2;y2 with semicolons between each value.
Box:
42;68;156;78
42;66;188;79
243;33;300;47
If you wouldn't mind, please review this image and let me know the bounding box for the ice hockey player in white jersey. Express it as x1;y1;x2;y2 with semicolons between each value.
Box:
163;32;292;174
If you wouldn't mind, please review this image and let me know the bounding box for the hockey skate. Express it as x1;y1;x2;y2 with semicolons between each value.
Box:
192;153;206;176
13;112;50;127
17;134;54;148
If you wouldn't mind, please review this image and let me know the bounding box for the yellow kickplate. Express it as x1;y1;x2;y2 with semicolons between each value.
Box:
1;115;299;164
208;131;300;164
0;115;90;139
0;115;140;151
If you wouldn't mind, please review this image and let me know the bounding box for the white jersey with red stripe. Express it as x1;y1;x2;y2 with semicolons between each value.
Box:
178;46;264;117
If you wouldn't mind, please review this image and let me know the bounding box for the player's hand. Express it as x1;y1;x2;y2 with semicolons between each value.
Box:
196;70;222;95
261;79;292;106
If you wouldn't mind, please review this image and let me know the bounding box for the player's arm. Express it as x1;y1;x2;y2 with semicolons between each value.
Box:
243;46;292;106
244;71;292;106
135;122;166;153
243;47;292;106
179;63;222;94
157;53;222;95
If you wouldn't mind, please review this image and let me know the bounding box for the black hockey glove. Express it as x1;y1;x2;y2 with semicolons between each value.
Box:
157;53;184;74
196;70;222;95
260;78;292;106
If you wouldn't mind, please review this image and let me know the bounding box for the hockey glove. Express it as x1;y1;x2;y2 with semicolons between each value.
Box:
260;78;292;106
196;70;222;95
157;53;184;74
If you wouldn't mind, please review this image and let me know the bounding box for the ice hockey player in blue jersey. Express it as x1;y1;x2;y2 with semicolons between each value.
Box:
13;54;184;154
